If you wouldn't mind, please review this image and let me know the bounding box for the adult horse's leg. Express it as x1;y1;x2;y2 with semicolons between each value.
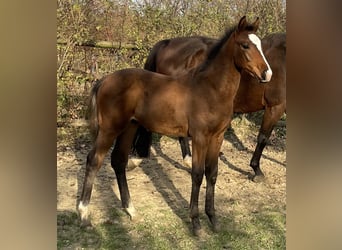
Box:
111;122;139;219
132;126;152;158
78;129;116;226
204;133;224;232
178;137;192;167
189;134;207;236
250;103;286;182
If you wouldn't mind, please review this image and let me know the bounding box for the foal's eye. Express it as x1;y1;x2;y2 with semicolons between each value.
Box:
241;43;249;49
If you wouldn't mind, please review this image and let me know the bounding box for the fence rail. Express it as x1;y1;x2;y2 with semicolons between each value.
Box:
57;43;147;123
57;40;138;50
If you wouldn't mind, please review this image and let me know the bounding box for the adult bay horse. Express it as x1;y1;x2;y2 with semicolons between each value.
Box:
132;32;286;182
78;16;272;236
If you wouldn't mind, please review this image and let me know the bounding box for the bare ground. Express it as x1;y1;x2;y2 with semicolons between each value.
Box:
57;115;286;249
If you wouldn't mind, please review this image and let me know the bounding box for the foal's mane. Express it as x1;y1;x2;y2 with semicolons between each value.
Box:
205;25;237;63
198;22;257;71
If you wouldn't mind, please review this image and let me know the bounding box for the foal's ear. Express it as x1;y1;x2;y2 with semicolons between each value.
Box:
237;16;247;31
252;17;260;31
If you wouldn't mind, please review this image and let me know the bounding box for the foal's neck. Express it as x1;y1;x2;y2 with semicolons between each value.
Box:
199;36;241;94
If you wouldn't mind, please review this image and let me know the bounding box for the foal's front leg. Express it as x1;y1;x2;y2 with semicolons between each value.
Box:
189;135;207;236
204;133;224;232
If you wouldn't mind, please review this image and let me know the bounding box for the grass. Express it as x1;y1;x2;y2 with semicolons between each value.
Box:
57;212;101;249
57;206;285;250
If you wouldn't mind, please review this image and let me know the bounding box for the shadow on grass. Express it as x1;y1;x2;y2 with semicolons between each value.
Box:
152;134;192;173
219;153;252;177
223;122;286;169
57;210;101;249
196;200;286;250
139;147;192;232
57;209;136;249
232;210;286;249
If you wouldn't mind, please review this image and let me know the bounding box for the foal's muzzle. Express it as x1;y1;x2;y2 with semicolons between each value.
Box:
260;69;272;83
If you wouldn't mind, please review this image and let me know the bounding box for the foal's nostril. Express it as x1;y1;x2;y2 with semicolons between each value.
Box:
261;70;267;80
260;69;272;83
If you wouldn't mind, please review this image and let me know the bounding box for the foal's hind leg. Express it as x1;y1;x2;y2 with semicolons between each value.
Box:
179;137;192;167
78;130;116;226
250;103;285;182
111;123;138;220
204;133;224;233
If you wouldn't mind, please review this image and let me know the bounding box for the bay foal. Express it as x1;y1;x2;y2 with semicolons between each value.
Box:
78;16;272;235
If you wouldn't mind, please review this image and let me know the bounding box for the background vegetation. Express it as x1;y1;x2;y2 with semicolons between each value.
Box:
57;0;286;123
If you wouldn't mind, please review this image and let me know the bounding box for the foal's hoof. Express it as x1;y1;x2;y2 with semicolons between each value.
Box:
77;201;92;227
251;174;266;183
209;216;221;233
80;218;92;228
192;220;203;237
193;227;204;237
212;222;221;233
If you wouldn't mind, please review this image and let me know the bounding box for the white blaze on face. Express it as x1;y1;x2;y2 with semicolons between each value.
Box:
248;34;272;82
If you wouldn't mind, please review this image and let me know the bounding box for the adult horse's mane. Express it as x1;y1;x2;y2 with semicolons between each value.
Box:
143;39;171;72
261;33;286;55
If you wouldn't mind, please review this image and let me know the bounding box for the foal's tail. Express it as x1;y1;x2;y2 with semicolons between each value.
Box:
86;79;103;141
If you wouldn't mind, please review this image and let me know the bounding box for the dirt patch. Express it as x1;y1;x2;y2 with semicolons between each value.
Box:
57;116;286;248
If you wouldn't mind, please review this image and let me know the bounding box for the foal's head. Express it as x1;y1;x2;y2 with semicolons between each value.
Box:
233;16;272;82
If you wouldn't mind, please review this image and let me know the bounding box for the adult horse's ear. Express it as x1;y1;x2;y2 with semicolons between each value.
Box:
252;17;260;31
237;16;247;31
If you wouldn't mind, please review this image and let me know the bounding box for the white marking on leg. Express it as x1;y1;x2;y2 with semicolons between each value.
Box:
78;201;89;221
183;155;192;168
248;34;272;82
124;200;136;220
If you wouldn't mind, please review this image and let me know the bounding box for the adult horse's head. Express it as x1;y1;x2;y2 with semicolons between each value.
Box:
233;16;272;82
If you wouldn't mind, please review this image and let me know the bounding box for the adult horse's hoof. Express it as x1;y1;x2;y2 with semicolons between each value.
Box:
252;174;266;183
127;158;142;171
183;155;192;168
